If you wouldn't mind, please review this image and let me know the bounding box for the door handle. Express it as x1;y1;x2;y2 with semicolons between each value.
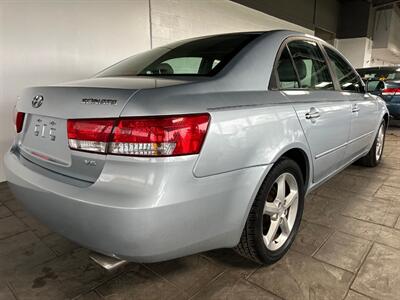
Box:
352;104;360;113
305;108;320;120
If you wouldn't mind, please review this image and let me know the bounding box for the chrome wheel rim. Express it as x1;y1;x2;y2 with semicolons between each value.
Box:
375;124;385;161
262;172;299;251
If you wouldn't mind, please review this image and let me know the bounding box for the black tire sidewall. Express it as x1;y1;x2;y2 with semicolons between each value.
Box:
253;158;305;263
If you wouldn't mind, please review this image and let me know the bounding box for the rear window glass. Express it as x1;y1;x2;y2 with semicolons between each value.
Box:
357;68;400;81
97;34;260;77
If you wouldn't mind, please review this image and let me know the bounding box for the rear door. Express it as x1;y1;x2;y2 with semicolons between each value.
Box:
275;39;352;183
324;46;379;160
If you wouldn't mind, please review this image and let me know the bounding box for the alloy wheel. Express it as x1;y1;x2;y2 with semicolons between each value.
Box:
262;172;299;251
375;124;385;161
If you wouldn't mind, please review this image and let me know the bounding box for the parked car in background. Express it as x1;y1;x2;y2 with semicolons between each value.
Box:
5;30;388;266
357;66;400;119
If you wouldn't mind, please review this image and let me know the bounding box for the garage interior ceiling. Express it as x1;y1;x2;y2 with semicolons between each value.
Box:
371;0;400;7
232;0;400;37
233;0;400;65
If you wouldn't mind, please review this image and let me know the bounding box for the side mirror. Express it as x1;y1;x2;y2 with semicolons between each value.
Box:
364;79;384;94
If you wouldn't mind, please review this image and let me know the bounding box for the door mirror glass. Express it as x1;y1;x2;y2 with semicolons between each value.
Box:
361;78;384;94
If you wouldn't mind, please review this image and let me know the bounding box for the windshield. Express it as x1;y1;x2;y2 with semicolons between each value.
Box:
97;33;260;77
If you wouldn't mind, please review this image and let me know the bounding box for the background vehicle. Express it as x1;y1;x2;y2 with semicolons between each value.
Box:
357;66;400;119
4;31;388;265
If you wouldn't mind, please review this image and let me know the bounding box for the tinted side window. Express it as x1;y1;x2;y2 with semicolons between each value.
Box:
287;40;333;90
277;47;299;89
325;47;364;93
162;57;202;74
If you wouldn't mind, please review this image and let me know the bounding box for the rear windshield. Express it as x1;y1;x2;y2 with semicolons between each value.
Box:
97;33;260;77
357;68;400;81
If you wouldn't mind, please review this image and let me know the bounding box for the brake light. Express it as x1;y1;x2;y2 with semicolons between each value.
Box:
382;88;400;96
67;119;114;153
67;114;210;156
14;111;25;133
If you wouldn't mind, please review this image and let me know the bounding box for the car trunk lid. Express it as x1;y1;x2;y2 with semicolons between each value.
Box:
15;77;195;183
17;85;136;183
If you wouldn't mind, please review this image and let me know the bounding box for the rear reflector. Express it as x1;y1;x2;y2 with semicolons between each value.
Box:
382;88;400;96
67;114;210;156
14;112;25;133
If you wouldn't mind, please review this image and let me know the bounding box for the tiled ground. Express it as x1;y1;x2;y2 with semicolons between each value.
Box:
1;127;400;300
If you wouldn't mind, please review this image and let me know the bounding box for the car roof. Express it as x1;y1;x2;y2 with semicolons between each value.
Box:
163;30;320;48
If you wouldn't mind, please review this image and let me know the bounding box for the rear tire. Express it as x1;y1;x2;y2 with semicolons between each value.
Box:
234;158;304;264
358;120;386;167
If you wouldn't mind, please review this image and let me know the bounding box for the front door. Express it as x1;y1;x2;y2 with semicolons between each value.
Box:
347;93;378;157
323;46;379;162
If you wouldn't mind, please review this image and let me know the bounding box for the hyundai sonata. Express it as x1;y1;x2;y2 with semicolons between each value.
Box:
4;30;388;264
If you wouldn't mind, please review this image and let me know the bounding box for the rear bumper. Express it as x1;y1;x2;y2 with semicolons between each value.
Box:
4;150;269;262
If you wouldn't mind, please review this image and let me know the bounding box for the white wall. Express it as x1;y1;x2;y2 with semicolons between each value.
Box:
0;0;312;182
336;37;398;68
371;7;400;65
336;37;373;68
150;0;313;47
0;0;151;181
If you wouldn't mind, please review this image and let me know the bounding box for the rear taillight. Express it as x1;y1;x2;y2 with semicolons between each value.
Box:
67;114;210;156
67;119;115;153
382;88;400;96
14;111;25;133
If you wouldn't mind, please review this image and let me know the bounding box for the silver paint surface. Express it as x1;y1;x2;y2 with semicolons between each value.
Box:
4;30;388;262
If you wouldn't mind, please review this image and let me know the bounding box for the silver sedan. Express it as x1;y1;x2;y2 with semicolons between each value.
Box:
4;30;388;264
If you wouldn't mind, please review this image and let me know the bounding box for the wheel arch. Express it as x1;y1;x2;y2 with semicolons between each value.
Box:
278;148;310;190
236;143;312;247
383;113;389;128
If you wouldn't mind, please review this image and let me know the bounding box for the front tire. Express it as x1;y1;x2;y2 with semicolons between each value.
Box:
235;158;304;264
358;120;386;167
